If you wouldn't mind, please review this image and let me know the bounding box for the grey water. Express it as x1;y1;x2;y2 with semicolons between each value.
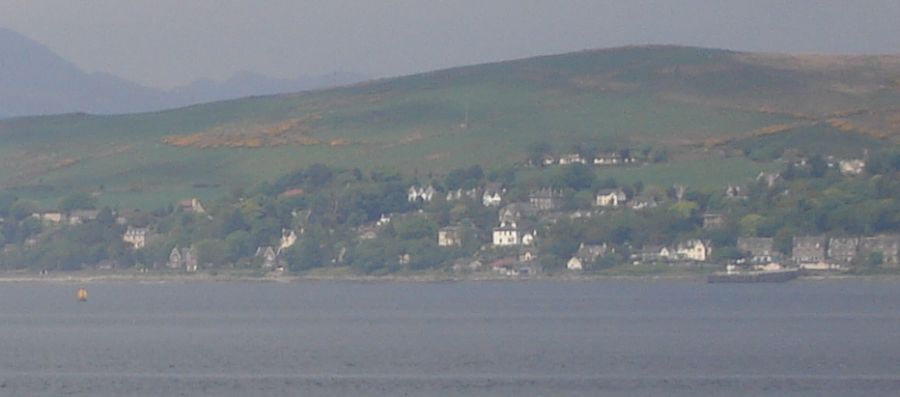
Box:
1;281;899;396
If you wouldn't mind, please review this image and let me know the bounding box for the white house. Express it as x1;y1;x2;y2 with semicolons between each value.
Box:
521;229;536;246
558;153;587;165
519;248;538;263
168;246;198;271
482;183;505;207
675;240;711;262
438;226;464;247
593;152;623;165
567;256;585;271
280;229;297;251
567;243;608;270
630;198;657;210
376;213;392;226
839;159;866;175
407;185;436;203
446;188;479;201
594;189;627;207
255;246;278;268
32;212;65;225
178;198;206;214
122;227;149;249
492;221;520;246
69;209;101;225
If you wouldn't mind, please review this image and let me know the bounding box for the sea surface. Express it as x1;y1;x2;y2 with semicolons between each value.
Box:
1;280;899;396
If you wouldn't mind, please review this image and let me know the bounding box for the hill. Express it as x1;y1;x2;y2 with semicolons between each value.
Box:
0;28;365;118
2;45;900;209
0;28;167;117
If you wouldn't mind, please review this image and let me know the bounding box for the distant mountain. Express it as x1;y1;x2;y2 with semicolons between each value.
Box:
166;71;367;107
0;28;167;117
0;28;366;118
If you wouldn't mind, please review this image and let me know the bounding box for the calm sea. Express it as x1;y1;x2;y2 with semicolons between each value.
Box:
1;280;899;396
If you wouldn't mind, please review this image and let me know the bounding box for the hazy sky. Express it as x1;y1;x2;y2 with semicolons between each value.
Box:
2;0;900;89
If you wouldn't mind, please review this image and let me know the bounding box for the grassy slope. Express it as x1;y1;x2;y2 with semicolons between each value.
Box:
1;46;898;208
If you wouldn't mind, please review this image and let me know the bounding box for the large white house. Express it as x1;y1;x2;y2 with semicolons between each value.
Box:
122;227;149;249
407;185;436;203
675;240;712;262
594;189;627;207
492;221;520;246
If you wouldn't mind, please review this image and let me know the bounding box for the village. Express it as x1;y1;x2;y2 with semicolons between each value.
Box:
1;146;898;279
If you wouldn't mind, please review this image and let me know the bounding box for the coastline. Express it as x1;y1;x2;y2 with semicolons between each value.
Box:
1;270;899;284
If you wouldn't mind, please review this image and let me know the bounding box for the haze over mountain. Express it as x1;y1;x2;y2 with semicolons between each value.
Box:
0;28;365;118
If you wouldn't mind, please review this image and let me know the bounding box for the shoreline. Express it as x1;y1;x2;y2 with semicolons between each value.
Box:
1;270;900;284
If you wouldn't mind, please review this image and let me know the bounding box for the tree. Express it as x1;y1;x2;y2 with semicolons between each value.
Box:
284;234;326;271
808;155;828;178
393;217;437;240
58;192;97;212
96;207;116;225
526;141;552;166
37;238;89;271
195;239;229;266
559;164;595;191
445;165;484;190
304;163;334;189
542;220;583;258
739;214;765;237
773;228;795;256
865;252;884;269
712;246;744;262
136;238;176;267
0;193;18;217
225;230;253;262
9;200;38;221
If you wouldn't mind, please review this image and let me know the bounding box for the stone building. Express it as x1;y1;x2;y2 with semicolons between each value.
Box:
675;240;711;262
528;188;563;211
861;235;900;265
438;226;464;247
737;237;777;264
827;237;860;265
792;236;827;268
567;243;608;270
701;213;726;230
167;246;198;272
255;246;278;268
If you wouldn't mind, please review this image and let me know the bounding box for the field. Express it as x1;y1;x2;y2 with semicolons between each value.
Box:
1;45;898;209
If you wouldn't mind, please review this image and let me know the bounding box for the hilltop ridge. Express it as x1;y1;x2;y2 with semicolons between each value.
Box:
2;44;899;208
0;28;365;118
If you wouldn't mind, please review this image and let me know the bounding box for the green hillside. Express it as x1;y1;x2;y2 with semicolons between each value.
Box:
2;45;899;209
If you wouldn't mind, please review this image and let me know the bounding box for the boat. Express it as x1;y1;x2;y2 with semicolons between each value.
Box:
707;268;800;283
77;288;88;302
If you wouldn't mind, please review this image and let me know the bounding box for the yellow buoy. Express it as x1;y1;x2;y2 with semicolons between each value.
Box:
77;288;88;302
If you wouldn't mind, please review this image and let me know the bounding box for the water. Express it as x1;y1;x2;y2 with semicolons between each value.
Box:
1;280;899;396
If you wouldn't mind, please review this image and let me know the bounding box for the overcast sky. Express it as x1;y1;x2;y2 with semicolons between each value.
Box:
2;0;899;89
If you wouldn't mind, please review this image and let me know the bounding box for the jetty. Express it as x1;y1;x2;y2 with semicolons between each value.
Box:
708;268;800;283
